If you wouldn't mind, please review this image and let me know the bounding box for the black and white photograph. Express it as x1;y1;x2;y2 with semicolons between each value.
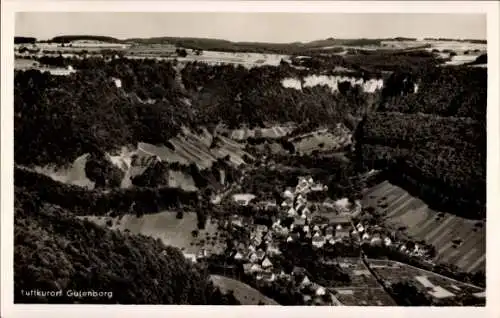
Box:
1;2;499;315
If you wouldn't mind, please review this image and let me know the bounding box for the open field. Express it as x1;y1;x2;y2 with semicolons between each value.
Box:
126;46;291;67
15;58;77;75
30;127;253;190
334;258;381;288
141;128;254;169
362;181;486;273
32;154;95;189
210;275;279;305
331;287;396;306
367;259;484;299
329;258;396;307
230;125;296;141
82;212;225;256
290;127;352;155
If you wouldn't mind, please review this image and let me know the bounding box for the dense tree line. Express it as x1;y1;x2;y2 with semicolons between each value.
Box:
361;112;484;148
15;36;37;44
181;61;378;129
357;114;485;218
343;50;441;73
15;168;200;217
14;189;239;304
356;65;486;219
50;35;123;43
15;57;380;168
380;67;487;121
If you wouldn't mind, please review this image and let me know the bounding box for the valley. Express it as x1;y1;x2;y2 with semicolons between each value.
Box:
12;32;486;306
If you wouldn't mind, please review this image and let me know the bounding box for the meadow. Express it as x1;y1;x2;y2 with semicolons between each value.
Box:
82;211;225;257
210;275;279;305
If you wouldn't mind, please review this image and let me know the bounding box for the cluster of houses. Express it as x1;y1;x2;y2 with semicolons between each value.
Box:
221;176;358;305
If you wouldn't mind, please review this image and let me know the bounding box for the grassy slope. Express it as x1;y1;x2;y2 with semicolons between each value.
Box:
362;181;485;273
210;275;279;305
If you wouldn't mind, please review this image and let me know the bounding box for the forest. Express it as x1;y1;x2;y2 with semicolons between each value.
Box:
15;57;376;167
14;189;239;304
356;66;486;219
15;168;200;217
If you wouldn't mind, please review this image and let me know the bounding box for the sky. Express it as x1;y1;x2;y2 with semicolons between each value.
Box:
15;12;486;43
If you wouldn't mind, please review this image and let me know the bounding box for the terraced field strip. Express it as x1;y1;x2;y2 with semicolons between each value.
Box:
374;185;405;206
139;142;189;165
466;254;486;273
395;205;430;234
363;180;392;199
406;206;435;236
412;210;440;237
443;221;480;264
384;196;419;221
380;191;411;217
218;135;246;150
170;138;211;168
214;148;245;165
456;247;480;270
184;130;212;148
178;136;216;163
363;182;486;273
423;215;456;242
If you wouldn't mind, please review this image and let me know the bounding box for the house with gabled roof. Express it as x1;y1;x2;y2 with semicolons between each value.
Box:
283;189;295;199
256;249;266;260
312;235;326;248
248;252;259;263
233;251;244;260
384;236;392;246
251;238;262;247
261;257;273;269
250;263;263;274
281;198;294;208
266;243;281;256
300;275;311;287
295;202;306;213
261;271;276;282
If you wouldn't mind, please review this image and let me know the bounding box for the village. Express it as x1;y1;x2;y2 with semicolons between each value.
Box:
189;174;438;305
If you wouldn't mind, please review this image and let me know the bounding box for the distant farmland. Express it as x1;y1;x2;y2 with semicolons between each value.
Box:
362;181;485;273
